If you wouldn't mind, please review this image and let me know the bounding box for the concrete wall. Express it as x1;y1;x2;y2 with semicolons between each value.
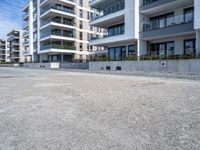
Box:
23;62;89;69
60;62;89;69
89;60;200;75
23;63;60;69
0;64;15;67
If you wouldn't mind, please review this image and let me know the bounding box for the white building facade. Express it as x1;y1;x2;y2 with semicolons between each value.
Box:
89;0;200;60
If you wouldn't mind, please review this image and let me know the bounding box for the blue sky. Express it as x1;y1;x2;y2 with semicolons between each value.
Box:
0;0;27;39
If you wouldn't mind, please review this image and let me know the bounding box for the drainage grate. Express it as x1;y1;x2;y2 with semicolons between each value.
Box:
106;66;111;70
116;66;121;71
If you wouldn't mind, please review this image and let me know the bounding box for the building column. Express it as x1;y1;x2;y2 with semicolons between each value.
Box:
29;0;34;62
138;40;147;60
196;31;200;56
61;54;64;62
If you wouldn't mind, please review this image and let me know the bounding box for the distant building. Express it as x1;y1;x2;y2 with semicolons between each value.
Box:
22;0;103;63
7;30;24;63
0;39;9;63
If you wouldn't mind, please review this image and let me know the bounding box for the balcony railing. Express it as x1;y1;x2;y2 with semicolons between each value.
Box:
41;18;75;27
40;44;76;51
40;30;76;39
40;5;75;15
141;14;194;32
142;0;159;6
91;2;125;21
40;0;76;4
90;48;200;62
90;29;125;41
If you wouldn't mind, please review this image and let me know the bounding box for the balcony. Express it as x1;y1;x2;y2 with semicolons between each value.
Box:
23;31;29;37
41;44;76;51
40;5;75;18
23;13;29;21
140;15;195;40
90;2;125;27
40;29;76;41
89;0;106;7
40;0;76;7
40;18;75;30
140;0;193;15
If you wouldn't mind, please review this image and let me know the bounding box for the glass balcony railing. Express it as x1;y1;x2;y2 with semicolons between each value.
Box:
41;18;75;27
142;0;159;6
40;5;75;15
141;14;194;32
91;2;125;21
40;44;76;51
40;0;76;4
40;30;76;39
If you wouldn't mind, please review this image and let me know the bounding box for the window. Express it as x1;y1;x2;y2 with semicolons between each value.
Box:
184;7;194;23
108;46;126;61
184;39;196;55
150;13;174;30
80;21;83;29
80;10;83;18
128;45;137;56
79;0;83;7
79;43;83;50
79;32;83;40
87;11;90;20
108;23;124;37
150;42;174;56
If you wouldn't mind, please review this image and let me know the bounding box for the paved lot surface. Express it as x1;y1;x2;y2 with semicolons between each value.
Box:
0;67;200;150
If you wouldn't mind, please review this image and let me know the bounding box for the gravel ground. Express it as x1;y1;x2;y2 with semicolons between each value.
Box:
0;67;200;150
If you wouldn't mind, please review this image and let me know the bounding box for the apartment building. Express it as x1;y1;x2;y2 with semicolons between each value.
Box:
139;0;200;58
89;0;139;61
89;0;200;60
23;0;100;63
7;30;24;63
0;39;8;63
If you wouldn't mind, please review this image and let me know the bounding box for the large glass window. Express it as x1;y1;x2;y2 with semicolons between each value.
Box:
109;48;115;60
150;13;174;30
115;47;121;61
108;46;126;61
184;7;194;23
128;45;137;56
166;42;175;56
150;42;174;56
184;39;196;55
108;24;124;37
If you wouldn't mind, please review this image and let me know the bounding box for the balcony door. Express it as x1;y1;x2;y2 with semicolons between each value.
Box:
184;39;196;55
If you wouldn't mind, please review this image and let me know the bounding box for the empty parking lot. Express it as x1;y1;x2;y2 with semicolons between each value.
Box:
0;68;200;150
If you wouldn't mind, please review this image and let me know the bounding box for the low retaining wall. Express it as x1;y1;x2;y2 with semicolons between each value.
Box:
0;64;19;67
23;63;60;69
89;60;200;75
60;62;89;69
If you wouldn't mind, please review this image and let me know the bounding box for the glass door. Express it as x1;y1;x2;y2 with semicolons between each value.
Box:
159;43;166;56
184;39;196;55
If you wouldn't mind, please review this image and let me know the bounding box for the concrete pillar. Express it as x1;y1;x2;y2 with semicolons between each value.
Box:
37;0;40;59
29;0;34;62
194;0;200;30
61;54;64;62
196;31;200;55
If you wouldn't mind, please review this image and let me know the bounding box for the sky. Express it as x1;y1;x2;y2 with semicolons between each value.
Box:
0;0;27;39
